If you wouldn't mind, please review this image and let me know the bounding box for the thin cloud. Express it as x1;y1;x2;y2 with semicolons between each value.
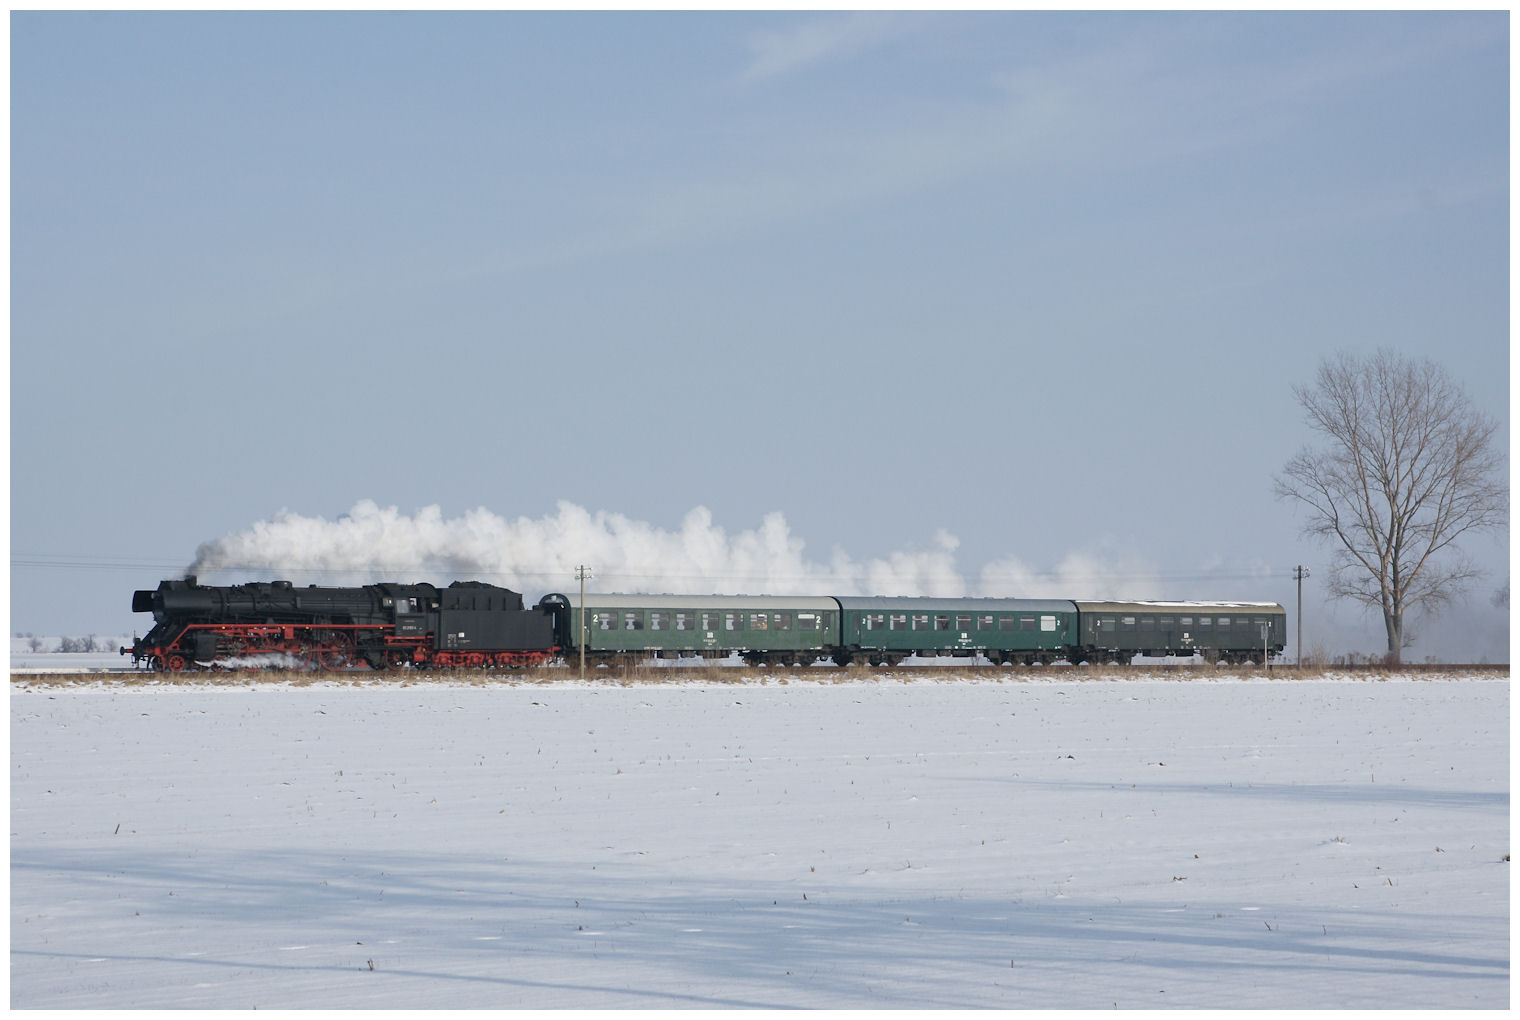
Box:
739;13;919;82
464;16;1501;294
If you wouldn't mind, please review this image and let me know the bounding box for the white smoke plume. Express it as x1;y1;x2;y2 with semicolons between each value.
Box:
187;499;1182;601
978;547;1169;602
187;500;975;599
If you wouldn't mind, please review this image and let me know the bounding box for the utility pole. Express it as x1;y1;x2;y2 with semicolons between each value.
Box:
1292;565;1310;669
575;565;592;680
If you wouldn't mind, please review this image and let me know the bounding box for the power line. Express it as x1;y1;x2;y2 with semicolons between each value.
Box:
12;553;1297;587
11;554;192;572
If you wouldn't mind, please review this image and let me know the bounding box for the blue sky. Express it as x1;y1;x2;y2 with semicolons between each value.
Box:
10;11;1510;661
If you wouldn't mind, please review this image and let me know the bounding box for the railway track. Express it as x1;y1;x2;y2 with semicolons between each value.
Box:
11;662;1509;685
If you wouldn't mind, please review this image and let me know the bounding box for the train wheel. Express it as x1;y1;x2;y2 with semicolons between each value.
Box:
165;654;189;673
319;644;352;670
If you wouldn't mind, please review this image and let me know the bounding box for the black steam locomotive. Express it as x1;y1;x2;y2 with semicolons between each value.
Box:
125;577;569;672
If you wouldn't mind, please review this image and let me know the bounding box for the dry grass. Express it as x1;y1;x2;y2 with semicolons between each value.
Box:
13;661;1506;688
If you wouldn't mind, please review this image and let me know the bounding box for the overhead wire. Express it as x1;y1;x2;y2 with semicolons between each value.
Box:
12;552;1294;587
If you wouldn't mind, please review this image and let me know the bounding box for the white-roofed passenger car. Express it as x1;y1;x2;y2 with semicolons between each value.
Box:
1074;601;1286;664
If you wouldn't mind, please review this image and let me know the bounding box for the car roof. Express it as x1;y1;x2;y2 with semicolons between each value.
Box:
577;593;839;611
1072;600;1285;614
832;596;1078;613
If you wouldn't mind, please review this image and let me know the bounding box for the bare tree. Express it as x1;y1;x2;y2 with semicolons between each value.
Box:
1276;350;1506;663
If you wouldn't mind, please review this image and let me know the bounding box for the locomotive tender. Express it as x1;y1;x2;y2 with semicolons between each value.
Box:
126;578;1286;671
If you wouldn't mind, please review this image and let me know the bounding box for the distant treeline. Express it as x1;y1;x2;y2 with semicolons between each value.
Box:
13;635;129;653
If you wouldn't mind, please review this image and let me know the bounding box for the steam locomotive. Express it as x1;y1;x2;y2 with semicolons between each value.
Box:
125;577;568;672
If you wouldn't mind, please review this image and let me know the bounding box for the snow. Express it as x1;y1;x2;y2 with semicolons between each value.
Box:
10;673;1508;1008
9;642;133;672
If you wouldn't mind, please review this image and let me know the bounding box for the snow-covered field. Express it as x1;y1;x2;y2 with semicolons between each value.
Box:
10;673;1508;1008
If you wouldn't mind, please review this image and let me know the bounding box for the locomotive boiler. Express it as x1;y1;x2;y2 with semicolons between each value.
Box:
125;577;568;672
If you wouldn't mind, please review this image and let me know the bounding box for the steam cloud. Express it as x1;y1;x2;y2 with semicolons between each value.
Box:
187;499;1162;600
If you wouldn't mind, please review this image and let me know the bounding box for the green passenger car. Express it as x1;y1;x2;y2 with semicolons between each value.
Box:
570;594;838;666
832;597;1081;666
1074;601;1287;664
